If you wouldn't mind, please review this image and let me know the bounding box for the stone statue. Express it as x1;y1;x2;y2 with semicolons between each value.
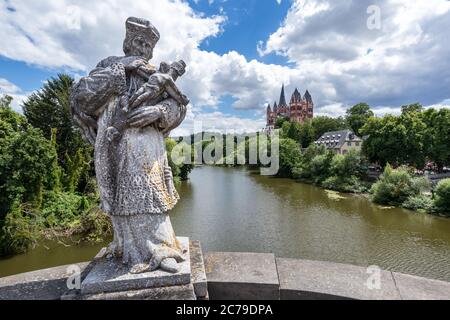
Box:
70;17;189;274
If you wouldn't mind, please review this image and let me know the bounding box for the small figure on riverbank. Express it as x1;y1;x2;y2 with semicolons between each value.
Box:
69;17;189;274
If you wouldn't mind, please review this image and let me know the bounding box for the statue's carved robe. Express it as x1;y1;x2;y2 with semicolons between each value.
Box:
70;57;184;267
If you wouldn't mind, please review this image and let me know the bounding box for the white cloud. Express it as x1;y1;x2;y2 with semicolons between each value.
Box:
0;78;28;112
425;99;450;111
0;78;21;94
258;0;450;111
171;104;266;137
0;0;225;71
315;103;346;118
0;0;290;132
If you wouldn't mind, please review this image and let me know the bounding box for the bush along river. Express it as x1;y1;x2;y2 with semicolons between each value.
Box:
1;166;450;281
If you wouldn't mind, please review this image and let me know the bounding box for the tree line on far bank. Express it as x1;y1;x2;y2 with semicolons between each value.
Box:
188;102;450;217
270;103;450;217
0;75;192;256
277;102;450;172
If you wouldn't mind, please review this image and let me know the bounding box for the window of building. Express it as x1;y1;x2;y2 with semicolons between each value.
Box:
347;142;352;147
356;142;360;147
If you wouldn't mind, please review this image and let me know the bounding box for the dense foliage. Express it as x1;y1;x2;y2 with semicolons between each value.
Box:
346;103;374;137
435;179;450;214
361;104;450;170
165;138;195;183
279;116;347;148
0;93;103;256
291;145;369;193
371;165;431;206
23;74;93;194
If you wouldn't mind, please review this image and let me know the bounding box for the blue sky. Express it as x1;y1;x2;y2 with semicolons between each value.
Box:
192;0;292;64
1;0;450;134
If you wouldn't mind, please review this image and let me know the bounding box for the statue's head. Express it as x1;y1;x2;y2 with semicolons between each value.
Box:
123;17;160;60
159;60;186;81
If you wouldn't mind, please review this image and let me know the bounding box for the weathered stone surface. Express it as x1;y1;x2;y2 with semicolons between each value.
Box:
205;252;279;300
82;284;196;300
392;272;450;300
0;262;91;300
81;237;191;295
277;258;401;300
190;240;208;298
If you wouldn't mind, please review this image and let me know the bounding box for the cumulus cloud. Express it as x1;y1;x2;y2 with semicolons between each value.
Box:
0;78;28;112
259;0;450;113
172;104;266;137
0;0;294;131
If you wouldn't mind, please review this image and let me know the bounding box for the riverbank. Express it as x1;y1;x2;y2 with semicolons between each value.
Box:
289;168;450;218
265;139;450;218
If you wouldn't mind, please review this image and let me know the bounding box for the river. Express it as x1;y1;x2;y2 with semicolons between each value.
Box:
1;166;450;281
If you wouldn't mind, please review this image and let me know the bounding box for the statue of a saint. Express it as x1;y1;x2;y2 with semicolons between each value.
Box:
70;17;189;274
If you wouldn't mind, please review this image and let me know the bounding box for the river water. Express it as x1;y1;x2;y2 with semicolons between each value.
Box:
1;166;450;281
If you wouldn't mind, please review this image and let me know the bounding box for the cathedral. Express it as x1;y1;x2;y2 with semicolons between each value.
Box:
266;85;314;130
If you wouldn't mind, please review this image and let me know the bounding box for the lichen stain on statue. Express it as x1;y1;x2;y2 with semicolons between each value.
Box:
69;17;189;275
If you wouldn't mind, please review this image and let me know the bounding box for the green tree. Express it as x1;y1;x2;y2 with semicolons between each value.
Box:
286;121;302;142
0;95;13;109
346;103;374;136
331;149;368;179
299;120;315;148
22;74;93;192
361;112;426;168
321;150;369;193
422;108;450;172
311;116;348;140
0;98;61;255
371;165;429;206
277;138;302;178
0;121;59;216
275;116;290;129
399;110;426;168
165;138;181;180
401;103;423;115
165;138;194;182
434;179;450;215
292;144;333;183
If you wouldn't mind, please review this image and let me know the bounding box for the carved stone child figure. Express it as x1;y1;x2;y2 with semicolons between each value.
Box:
106;60;188;141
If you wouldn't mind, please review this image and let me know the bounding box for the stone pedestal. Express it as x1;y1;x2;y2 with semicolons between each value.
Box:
62;238;208;300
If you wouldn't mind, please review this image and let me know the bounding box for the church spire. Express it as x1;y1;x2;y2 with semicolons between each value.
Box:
304;90;313;104
291;88;301;103
279;84;287;107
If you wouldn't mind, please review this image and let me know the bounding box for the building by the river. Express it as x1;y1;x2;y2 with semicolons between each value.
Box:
266;84;314;130
315;130;363;155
